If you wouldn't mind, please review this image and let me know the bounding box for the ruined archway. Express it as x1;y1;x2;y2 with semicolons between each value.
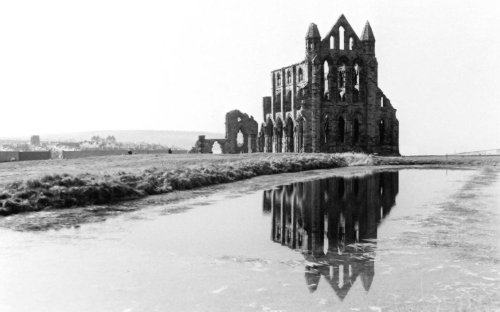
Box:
225;110;258;153
285;117;294;152
212;141;223;154
236;129;244;147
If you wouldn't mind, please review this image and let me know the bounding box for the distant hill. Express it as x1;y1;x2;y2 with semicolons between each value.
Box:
38;130;224;149
454;149;500;156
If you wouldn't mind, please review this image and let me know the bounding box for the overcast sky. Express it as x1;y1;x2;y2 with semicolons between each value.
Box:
0;0;498;155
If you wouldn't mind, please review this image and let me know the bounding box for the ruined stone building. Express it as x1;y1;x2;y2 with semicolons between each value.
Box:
259;15;399;155
191;110;258;153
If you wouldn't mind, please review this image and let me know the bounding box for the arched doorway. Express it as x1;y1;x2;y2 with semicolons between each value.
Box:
285;118;294;152
274;119;283;153
212;142;222;154
236;129;244;147
265;120;274;152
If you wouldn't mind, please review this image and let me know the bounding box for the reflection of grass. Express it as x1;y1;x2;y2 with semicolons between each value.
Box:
0;153;371;216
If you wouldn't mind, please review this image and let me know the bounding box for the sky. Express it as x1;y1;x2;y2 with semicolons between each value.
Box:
0;0;499;155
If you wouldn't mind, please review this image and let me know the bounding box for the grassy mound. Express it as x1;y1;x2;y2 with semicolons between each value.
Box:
0;153;372;216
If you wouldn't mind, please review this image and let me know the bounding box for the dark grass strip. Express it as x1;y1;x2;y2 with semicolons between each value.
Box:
0;153;371;216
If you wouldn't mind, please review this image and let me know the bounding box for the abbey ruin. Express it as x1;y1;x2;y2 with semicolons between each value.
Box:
258;15;399;155
191;110;258;154
192;15;399;155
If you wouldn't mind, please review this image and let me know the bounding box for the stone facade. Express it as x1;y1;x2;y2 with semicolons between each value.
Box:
258;15;399;155
191;110;258;153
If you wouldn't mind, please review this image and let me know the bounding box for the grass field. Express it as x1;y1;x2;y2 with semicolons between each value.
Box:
0;153;498;216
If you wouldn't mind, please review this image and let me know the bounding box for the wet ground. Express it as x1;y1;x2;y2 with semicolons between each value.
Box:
0;167;499;311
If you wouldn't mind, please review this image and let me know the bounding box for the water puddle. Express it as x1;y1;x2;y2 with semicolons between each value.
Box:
0;168;499;311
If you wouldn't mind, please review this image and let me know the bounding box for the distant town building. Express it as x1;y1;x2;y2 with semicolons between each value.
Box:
30;135;41;146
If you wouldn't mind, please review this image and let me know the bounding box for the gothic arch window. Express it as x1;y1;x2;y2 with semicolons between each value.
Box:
337;61;347;102
339;26;345;50
380;97;384;107
236;129;244;147
353;63;360;86
285;91;292;112
287;71;291;84
330;36;334;49
298;67;303;82
338;117;345;143
276;73;281;87
349;37;354;50
323;61;329;100
353;63;361;102
274;93;281;112
286;117;294;152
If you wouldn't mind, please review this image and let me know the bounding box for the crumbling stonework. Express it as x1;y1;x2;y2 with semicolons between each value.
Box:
191;110;258;154
259;15;399;155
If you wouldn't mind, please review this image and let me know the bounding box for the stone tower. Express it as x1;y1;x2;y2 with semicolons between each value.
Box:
259;15;399;155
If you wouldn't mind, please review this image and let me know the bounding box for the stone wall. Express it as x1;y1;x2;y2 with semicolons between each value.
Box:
0;151;51;162
18;151;51;161
62;149;185;159
0;151;20;162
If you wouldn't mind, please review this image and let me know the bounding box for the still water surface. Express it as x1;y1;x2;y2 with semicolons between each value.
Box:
0;169;499;311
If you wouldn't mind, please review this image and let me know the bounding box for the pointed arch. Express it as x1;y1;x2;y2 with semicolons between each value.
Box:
258;124;266;152
285;90;292;112
236;128;244;148
337;57;348;102
339;26;345;50
285;116;294;152
265;119;274;152
295;116;305;153
323;60;330;100
298;67;303;82
323;114;330;145
274;118;284;153
274;93;281;113
330;35;335;49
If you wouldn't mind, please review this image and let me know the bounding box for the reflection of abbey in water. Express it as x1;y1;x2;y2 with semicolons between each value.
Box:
263;172;398;300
